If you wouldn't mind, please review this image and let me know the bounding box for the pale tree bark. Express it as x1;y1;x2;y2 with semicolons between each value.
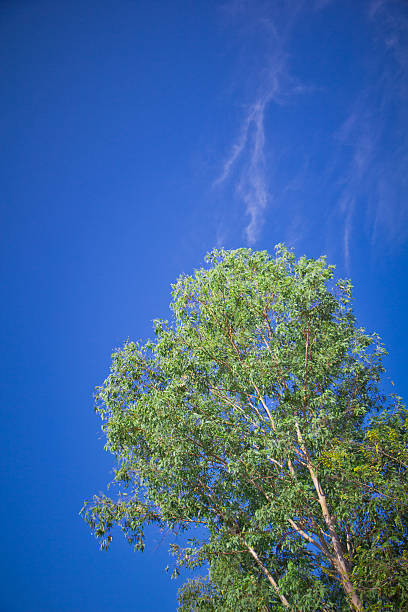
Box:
198;477;291;609
295;422;363;611
241;537;291;609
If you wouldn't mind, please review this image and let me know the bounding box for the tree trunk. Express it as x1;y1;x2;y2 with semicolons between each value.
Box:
295;422;363;611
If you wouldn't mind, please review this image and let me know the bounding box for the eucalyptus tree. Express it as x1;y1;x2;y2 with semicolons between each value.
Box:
82;246;407;610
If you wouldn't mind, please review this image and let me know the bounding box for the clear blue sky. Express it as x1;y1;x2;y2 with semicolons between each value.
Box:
1;1;407;610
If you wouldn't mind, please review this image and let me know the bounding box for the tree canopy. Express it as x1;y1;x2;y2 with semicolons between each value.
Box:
82;246;407;610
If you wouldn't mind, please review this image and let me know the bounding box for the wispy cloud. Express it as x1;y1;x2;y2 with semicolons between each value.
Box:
212;0;407;264
214;1;304;244
214;87;279;244
330;0;408;265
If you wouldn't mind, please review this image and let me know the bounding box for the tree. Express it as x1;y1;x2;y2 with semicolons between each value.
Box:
320;403;408;609
82;246;407;610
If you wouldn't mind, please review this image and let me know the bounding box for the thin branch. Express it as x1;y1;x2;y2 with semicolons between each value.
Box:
241;538;291;609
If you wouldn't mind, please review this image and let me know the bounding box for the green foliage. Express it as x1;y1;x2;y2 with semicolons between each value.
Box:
321;403;408;609
82;246;407;610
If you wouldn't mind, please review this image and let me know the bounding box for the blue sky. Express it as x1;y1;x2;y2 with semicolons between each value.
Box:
1;1;407;610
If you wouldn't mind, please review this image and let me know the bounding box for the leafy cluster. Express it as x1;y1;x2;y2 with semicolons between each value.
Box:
82;246;407;610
